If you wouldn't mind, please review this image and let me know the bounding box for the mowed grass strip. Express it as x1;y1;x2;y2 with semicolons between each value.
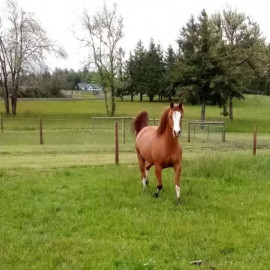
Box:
0;154;270;270
1;94;270;133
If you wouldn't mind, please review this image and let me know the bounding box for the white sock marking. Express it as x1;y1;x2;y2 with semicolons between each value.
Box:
142;177;147;187
175;185;181;198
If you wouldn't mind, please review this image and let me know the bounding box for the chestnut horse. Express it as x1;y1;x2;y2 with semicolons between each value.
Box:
133;102;183;201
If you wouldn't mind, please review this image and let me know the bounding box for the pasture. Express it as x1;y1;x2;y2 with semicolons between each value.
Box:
0;95;270;269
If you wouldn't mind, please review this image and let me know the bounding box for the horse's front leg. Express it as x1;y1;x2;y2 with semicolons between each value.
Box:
174;161;182;203
153;164;163;198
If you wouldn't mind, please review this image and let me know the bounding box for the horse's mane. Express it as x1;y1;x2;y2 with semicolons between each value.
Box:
133;111;149;136
156;108;170;136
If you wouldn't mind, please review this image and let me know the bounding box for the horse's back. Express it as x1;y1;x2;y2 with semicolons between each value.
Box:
136;126;157;140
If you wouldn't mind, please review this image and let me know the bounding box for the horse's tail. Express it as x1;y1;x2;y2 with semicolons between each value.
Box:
133;111;149;137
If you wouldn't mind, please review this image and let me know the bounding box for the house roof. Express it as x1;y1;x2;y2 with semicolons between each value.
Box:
76;83;103;91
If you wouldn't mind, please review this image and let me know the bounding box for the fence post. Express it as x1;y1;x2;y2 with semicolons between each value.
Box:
92;116;94;132
115;121;119;164
222;122;226;142
253;124;257;156
40;118;43;145
188;122;190;142
0;115;3;133
122;118;125;144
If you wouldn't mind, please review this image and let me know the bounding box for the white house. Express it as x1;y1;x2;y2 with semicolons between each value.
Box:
75;83;103;94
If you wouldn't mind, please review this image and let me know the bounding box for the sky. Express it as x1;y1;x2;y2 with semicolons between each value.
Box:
2;0;270;71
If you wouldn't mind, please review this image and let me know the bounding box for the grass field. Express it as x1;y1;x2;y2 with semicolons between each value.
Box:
1;94;270;132
1;152;270;269
0;95;270;269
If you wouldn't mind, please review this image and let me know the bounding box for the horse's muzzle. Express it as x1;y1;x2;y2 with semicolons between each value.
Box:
173;130;181;137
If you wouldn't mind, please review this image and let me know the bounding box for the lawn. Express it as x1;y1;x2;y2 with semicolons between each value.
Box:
1;94;270;132
0;152;270;269
0;94;270;269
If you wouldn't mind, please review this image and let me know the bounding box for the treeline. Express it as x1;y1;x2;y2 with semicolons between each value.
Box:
19;68;100;98
1;1;270;118
119;8;270;120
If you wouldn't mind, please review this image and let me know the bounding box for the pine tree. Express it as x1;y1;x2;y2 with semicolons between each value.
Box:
176;10;224;121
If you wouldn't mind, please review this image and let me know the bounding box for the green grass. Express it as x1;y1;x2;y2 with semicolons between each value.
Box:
1;94;270;132
1;153;270;269
0;94;270;269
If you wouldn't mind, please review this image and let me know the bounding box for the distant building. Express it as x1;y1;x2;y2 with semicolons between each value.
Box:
75;83;103;94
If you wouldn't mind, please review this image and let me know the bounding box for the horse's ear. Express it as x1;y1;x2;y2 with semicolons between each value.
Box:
179;102;183;109
170;102;174;109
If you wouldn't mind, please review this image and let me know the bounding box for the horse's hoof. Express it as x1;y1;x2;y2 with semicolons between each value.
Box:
175;198;181;205
152;192;159;198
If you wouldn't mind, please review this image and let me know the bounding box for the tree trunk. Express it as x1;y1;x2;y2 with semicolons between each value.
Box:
11;96;17;115
139;92;142;102
103;88;110;116
229;96;233;120
131;92;133;101
1;77;10;114
222;104;229;116
110;84;116;116
3;87;10;114
201;99;206;122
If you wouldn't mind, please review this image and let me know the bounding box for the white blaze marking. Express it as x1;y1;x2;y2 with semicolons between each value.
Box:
175;185;181;198
172;111;181;136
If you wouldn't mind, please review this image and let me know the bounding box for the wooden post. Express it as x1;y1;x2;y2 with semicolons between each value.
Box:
207;124;209;140
188;122;190;142
222;122;226;142
40;118;43;145
253;124;257;156
92;116;94;132
115;121;119;164
153;118;156;126
0;115;3;133
122;118;125;144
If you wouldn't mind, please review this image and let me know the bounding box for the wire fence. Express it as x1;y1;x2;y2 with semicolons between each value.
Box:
0;116;269;153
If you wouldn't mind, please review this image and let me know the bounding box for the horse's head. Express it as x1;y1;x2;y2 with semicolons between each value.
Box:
169;102;183;137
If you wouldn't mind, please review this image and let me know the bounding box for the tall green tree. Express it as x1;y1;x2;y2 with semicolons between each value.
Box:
213;6;269;119
143;40;165;101
163;45;177;101
127;40;146;101
176;10;224;121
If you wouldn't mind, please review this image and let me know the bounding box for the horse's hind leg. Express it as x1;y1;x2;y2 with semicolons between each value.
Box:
136;150;148;190
145;161;153;185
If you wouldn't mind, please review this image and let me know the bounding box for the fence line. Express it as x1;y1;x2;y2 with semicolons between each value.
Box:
188;121;225;142
0;116;269;157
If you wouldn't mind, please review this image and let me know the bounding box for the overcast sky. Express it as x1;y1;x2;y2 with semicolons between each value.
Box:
3;0;270;71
